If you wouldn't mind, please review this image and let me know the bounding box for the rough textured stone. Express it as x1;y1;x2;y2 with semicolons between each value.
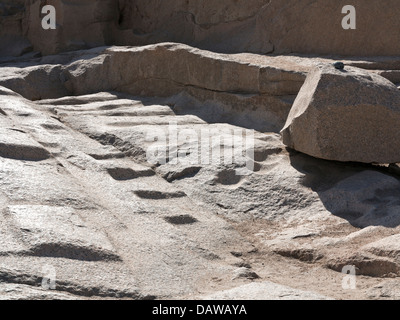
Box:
368;280;400;300
120;0;400;56
0;0;29;57
0;86;254;299
2;44;400;300
6;205;120;261
0;44;308;132
0;283;80;300
200;282;332;300
319;171;400;228
0;127;50;161
363;235;400;259
327;253;400;278
281;64;400;163
3;1;400;57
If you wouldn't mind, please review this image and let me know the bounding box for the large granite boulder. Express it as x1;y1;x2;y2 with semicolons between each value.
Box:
281;64;400;163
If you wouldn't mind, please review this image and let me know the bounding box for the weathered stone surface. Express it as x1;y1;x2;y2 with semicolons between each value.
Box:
120;0;400;56
0;0;29;57
0;283;80;300
0;44;308;132
23;0;116;56
327;253;400;278
0;64;69;100
319;171;400;228
3;44;400;300
363;234;400;259
0;127;50;161
3;0;400;57
0;256;144;298
0;86;255;299
200;282;332;300
6;205;120;261
281;64;400;163
61;44;307;98
232;267;260;281
368;280;400;300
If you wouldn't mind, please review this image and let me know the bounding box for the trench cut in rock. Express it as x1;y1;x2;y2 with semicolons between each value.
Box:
281;64;400;163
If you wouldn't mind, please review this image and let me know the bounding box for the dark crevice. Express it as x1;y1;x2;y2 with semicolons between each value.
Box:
164;214;198;225
0;143;51;161
161;166;202;182
133;190;186;200
30;243;122;262
107;167;154;181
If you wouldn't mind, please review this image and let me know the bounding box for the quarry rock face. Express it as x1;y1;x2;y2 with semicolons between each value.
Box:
0;0;29;57
281;64;400;163
119;0;400;56
2;0;400;57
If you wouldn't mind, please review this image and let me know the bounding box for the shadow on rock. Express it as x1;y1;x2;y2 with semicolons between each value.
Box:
289;149;400;228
